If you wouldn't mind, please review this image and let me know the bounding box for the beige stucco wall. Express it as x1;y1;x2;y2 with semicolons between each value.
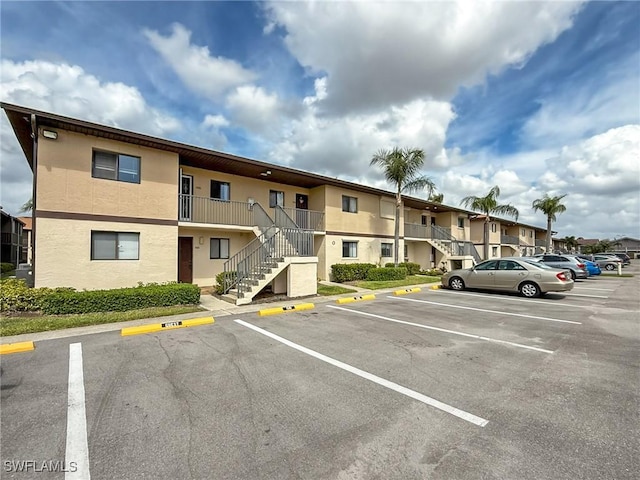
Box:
288;258;318;297
37;130;178;220
35;217;177;289
180;165;312;214
405;241;433;269
323;234;400;280
178;227;254;286
323;186;396;236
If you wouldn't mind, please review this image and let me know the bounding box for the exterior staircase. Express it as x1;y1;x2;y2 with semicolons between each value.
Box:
427;225;482;265
221;206;314;305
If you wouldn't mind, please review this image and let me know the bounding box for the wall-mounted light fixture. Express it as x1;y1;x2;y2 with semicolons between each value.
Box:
42;129;58;140
260;170;272;177
199;236;204;245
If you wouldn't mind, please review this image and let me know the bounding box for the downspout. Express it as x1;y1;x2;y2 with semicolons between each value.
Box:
30;114;37;285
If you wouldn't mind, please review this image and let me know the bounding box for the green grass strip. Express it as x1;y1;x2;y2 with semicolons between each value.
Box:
317;284;358;296
1;305;204;337
355;275;441;290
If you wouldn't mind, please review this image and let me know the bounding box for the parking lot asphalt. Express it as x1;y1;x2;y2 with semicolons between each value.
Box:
1;267;639;479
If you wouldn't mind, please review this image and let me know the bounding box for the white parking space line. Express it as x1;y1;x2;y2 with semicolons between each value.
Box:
235;319;489;427
328;305;553;354
572;286;615;291
66;343;91;480
388;296;582;325
431;289;600;310
561;293;609;299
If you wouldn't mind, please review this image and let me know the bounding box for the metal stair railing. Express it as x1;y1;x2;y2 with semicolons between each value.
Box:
222;229;276;294
275;206;314;256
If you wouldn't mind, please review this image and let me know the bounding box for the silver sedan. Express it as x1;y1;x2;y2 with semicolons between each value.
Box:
441;258;574;298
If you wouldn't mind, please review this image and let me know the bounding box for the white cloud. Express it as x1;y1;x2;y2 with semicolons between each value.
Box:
225;85;283;136
144;23;257;101
522;58;640;148
0;59;182;215
265;0;583;113
0;59;181;135
266;93;456;181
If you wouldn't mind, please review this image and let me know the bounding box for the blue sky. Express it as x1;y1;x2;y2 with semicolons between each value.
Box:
1;0;638;240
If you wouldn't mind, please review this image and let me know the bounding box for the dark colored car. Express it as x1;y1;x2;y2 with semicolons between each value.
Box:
603;252;631;265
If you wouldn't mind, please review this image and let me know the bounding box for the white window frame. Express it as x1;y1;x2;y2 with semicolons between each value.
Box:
342;241;358;258
269;190;285;208
342;195;358;213
92;151;140;183
381;242;392;257
91;231;139;260
210;238;230;259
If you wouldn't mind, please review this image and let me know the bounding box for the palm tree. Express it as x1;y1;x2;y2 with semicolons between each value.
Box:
563;235;579;252
428;192;444;203
460;186;519;260
20;197;33;213
370;147;435;266
532;194;567;252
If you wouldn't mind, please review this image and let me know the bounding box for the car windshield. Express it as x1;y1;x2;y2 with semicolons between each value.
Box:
522;259;555;270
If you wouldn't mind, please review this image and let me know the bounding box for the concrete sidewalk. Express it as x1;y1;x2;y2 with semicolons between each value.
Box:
1;280;441;344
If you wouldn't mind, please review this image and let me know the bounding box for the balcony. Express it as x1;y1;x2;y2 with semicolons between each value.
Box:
178;195;263;227
178;195;325;231
1;232;20;245
535;239;546;247
280;207;325;231
501;234;519;245
404;223;451;240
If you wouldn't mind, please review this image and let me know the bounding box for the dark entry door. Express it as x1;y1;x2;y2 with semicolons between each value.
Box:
295;194;309;229
178;237;193;283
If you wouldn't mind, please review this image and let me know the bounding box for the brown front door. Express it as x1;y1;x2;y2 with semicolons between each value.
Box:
178;237;193;283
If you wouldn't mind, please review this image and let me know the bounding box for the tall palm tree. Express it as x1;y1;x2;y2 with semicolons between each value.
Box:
563;235;579;252
532;194;567;252
370;147;435;266
460;186;519;260
20;197;33;213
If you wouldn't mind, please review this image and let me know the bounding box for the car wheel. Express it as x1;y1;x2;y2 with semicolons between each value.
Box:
519;282;541;298
605;264;615;271
449;277;465;291
569;269;576;280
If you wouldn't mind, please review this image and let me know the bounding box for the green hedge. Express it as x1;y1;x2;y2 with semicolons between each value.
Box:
215;271;237;294
1;262;15;273
385;262;421;275
331;263;377;283
1;279;200;315
366;267;407;281
0;278;50;312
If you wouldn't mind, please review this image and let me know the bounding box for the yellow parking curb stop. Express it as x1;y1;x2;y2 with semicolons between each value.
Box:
336;294;376;304
0;341;35;355
394;287;422;296
121;317;214;336
430;285;443;290
258;303;315;316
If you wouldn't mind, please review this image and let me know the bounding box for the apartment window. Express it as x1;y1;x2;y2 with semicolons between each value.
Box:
342;241;358;258
530;231;533;238
210;238;230;259
457;217;465;228
91;231;139;260
381;243;392;257
342;195;358;213
92;151;140;183
421;215;428;225
211;180;230;201
269;190;284;208
491;223;497;233
521;228;526;236
492;246;498;257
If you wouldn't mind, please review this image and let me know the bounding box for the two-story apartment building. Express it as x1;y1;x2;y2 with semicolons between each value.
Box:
3;103;484;304
470;216;547;260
